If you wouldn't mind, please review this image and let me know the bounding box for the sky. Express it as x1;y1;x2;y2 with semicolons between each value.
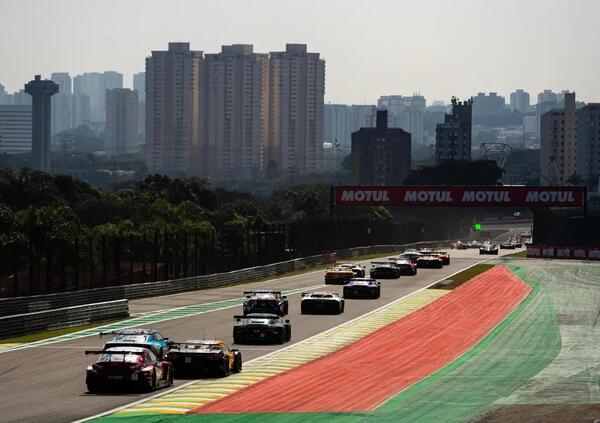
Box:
1;0;599;104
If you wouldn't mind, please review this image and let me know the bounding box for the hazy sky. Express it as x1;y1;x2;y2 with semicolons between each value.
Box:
1;0;599;104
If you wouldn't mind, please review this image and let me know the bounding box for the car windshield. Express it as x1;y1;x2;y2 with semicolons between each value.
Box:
185;344;221;351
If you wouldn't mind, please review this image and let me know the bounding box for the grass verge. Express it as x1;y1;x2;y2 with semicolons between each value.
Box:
431;263;495;290
0;319;124;344
504;250;528;258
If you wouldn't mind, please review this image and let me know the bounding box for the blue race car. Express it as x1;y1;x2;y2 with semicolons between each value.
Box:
99;329;172;359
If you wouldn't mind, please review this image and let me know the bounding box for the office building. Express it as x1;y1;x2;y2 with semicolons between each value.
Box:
268;44;325;177
201;44;269;177
50;72;72;135
351;109;411;185
472;92;505;115
145;42;203;175
12;90;32;106
133;72;145;102
377;95;426;145
510;89;530;113
540;92;577;185
71;93;91;128
0;105;32;154
25;75;58;171
0;84;9;105
435;97;473;163
576;103;600;184
105;88;138;156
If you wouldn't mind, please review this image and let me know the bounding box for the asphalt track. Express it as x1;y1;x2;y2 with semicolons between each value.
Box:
0;247;519;423
194;266;530;413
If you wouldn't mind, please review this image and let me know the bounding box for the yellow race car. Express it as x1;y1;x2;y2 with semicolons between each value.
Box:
165;340;242;377
325;265;356;285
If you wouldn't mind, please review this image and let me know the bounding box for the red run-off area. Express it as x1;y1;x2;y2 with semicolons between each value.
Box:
192;265;531;414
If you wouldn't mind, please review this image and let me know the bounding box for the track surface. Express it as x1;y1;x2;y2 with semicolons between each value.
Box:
194;266;530;413
0;248;516;423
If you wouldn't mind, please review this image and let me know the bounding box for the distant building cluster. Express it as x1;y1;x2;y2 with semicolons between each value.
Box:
540;92;600;185
145;42;325;178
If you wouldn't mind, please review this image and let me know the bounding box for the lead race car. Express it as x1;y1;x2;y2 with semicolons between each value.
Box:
99;329;172;359
243;290;288;316
343;277;381;299
85;346;173;393
166;340;242;377
233;313;291;344
416;254;444;269
480;241;499;255
300;292;345;314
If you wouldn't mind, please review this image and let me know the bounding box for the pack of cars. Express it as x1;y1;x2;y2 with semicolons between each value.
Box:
85;249;462;394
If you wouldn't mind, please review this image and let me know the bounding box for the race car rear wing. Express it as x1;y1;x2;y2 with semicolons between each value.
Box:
85;350;144;355
234;314;280;320
243;290;282;296
99;329;154;338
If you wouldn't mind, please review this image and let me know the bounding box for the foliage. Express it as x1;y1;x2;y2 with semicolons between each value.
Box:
404;160;504;185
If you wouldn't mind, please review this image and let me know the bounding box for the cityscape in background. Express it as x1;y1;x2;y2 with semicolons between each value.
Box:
0;41;598;191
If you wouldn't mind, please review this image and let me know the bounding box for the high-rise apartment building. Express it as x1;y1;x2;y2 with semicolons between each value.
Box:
510;89;530;113
323;104;376;150
105;88;138;156
71;93;91;128
377;95;426;145
576;103;600;184
50;72;72;135
145;42;203;175
351;110;411;185
0;84;10;105
73;71;123;122
538;89;559;104
435;97;473;163
472;92;505;115
0;105;32;154
268;44;325;177
540;92;577;185
201;44;269;177
133;72;146;146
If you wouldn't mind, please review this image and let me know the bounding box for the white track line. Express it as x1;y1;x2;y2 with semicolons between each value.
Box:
73;254;505;423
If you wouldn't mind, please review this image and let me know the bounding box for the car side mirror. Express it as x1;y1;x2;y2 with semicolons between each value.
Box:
231;348;239;353
285;320;290;324
282;296;287;299
164;337;169;341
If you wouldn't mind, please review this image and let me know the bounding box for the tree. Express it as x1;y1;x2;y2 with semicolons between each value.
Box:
404;160;504;185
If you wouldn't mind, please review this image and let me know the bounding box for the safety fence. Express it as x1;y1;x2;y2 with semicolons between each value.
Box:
0;299;129;339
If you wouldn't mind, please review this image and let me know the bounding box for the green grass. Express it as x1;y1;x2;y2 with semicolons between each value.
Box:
431;263;495;290
504;250;528;258
0;320;124;344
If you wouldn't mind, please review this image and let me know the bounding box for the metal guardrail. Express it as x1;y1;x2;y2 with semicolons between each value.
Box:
0;253;336;317
0;299;129;339
0;242;454;321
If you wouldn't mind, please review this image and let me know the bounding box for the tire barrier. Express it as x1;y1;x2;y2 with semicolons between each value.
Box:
0;253;336;317
526;244;600;261
0;299;129;339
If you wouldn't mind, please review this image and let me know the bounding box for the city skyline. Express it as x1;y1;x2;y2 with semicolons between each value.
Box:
1;0;599;104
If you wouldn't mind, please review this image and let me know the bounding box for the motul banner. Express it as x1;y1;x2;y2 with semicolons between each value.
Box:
526;244;600;261
333;186;586;207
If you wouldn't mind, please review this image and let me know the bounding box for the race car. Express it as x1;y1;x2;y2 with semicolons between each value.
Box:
243;290;288;316
454;241;468;250
233;313;291;344
417;255;444;269
85;346;173;393
500;241;516;249
388;258;417;275
432;251;451;265
480;242;499;255
166;340;242;377
343;278;381;299
99;329;172;359
338;263;366;278
467;241;481;249
398;251;422;263
325;265;356;284
369;261;400;279
300;292;345;314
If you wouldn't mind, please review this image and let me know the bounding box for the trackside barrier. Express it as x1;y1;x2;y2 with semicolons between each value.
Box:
0;241;455;319
0;300;129;339
0;253;336;317
526;244;600;261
